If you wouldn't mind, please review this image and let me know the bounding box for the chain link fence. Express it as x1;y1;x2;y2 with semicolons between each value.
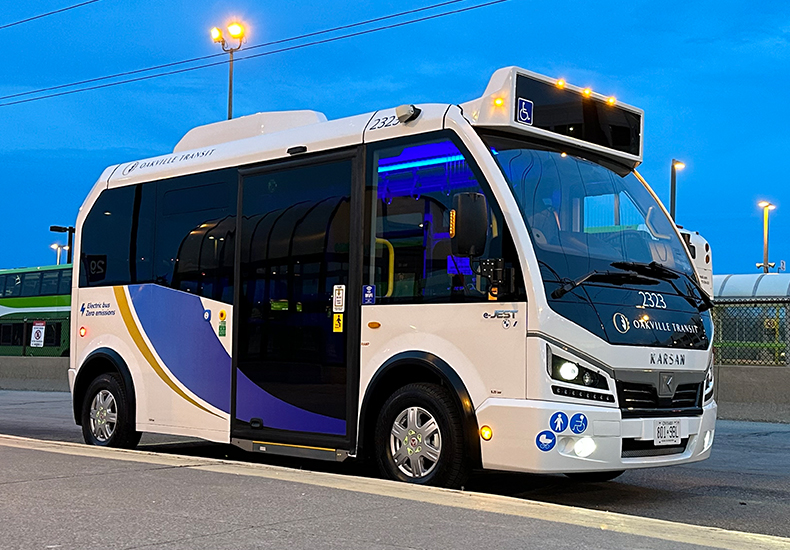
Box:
4;302;787;366
712;298;790;366
0;318;70;358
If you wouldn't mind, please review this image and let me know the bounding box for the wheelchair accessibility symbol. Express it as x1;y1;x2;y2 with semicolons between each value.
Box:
517;98;534;126
570;413;588;434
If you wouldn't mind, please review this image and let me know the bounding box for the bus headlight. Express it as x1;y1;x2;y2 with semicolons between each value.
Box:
558;362;578;380
550;356;608;390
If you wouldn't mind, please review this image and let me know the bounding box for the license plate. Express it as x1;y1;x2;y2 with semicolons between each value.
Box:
654;420;681;446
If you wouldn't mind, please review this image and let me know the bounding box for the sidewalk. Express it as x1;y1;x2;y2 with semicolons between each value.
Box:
0;434;785;550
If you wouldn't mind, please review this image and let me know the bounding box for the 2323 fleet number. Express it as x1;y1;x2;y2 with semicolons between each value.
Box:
639;291;667;309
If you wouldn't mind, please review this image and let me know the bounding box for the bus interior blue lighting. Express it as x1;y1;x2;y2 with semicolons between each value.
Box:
377;154;465;173
377;141;480;201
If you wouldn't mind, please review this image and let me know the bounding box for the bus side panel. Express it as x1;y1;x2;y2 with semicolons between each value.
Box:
74;285;231;443
359;302;527;421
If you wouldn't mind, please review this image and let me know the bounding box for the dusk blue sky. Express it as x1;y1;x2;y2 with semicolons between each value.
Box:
2;1;788;274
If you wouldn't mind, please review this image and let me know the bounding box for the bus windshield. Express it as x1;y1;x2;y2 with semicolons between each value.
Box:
481;133;694;287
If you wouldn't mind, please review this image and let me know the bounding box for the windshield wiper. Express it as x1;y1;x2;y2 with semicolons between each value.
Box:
551;270;657;299
611;261;714;312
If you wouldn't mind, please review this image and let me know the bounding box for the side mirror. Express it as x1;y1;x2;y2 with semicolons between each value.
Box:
451;192;489;258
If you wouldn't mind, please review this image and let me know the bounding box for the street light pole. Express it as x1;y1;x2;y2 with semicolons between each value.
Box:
50;244;63;266
669;159;685;220
228;49;234;120
49;225;75;263
211;23;245;120
757;201;776;273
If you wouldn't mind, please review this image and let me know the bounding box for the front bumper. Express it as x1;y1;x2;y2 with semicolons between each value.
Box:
476;398;717;473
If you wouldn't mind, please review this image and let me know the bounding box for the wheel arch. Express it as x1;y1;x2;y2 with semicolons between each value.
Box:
72;348;136;426
358;351;481;468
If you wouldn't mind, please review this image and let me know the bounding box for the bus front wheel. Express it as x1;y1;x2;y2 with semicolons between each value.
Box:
374;382;469;488
81;373;141;449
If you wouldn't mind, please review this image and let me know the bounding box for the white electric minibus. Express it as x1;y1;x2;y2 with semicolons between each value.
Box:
70;67;716;487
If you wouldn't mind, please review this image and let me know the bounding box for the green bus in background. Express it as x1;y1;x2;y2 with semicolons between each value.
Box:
0;265;71;357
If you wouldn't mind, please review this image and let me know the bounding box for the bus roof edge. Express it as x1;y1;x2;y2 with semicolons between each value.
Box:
173;110;328;153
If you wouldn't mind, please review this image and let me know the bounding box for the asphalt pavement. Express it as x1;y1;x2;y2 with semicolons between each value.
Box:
1;390;789;549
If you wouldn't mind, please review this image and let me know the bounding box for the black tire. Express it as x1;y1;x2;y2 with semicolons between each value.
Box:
81;373;141;449
374;382;469;488
565;470;625;483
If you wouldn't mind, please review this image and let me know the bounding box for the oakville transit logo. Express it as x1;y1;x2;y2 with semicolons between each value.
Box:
122;148;216;176
612;313;699;335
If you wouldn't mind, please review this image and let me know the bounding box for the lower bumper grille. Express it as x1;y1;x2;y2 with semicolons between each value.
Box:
622;437;689;458
617;381;703;417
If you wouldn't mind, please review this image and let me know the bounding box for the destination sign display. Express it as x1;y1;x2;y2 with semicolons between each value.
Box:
514;74;642;157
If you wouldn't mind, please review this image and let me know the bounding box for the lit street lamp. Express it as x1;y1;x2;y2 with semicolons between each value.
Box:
756;201;777;273
211;22;245;120
669;159;685;221
49;225;75;263
50;244;68;266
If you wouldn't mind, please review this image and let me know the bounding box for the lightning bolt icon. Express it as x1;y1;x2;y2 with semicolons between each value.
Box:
80;303;85;315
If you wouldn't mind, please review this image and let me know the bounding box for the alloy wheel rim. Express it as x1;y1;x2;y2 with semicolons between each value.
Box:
389;406;442;478
89;389;117;442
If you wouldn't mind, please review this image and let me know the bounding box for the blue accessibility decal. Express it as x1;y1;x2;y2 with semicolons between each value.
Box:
536;430;556;452
203;309;211;322
570;413;588;434
550;411;568;433
517;98;534;126
362;285;376;305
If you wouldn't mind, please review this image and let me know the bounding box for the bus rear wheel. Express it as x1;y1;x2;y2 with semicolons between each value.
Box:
81;373;141;449
374;382;468;488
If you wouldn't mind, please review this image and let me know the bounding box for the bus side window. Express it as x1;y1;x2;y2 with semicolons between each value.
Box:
40;271;60;296
365;133;525;303
44;323;60;347
21;273;41;297
0;324;11;345
79;185;137;287
58;270;71;295
4;275;21;297
0;324;23;346
154;170;237;304
80;169;237;305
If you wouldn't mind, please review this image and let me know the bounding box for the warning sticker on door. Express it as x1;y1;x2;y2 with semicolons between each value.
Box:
333;313;344;333
333;285;346;313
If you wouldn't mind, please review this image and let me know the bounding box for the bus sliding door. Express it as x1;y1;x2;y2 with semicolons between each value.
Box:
233;153;360;453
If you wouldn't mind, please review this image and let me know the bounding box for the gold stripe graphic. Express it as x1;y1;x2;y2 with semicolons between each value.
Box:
113;286;221;418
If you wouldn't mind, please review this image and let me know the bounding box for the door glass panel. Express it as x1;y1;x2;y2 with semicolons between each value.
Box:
237;159;353;436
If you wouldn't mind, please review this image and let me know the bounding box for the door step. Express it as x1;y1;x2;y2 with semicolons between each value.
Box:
231;438;349;462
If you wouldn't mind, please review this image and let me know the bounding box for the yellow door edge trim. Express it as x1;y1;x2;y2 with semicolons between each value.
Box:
253;441;335;452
